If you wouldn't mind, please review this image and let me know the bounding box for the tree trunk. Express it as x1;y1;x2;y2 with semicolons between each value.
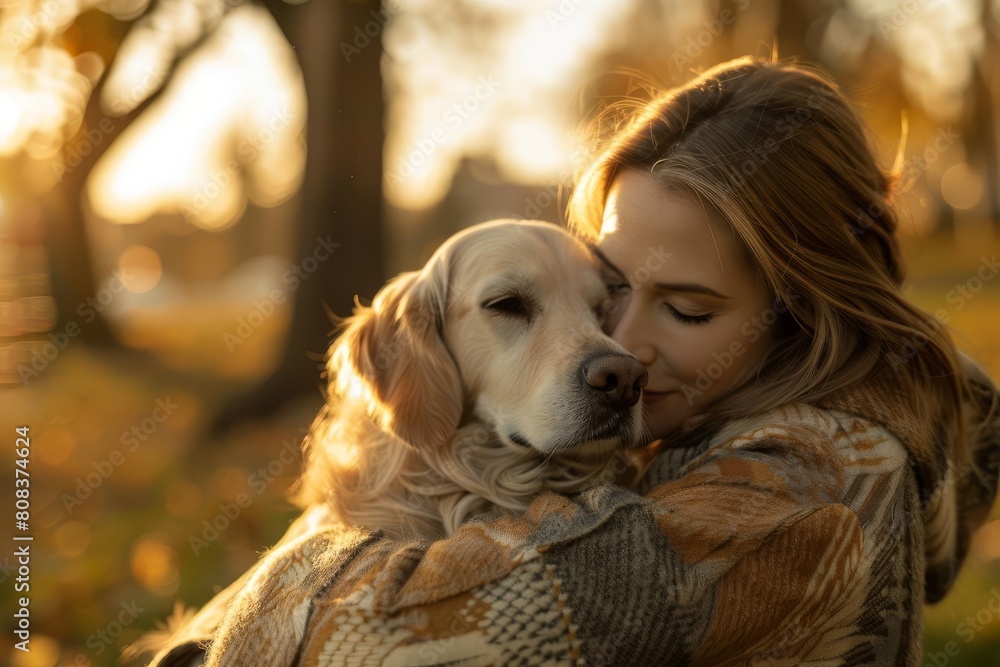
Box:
44;3;239;347
212;0;386;431
969;41;1000;223
43;19;132;346
773;0;814;60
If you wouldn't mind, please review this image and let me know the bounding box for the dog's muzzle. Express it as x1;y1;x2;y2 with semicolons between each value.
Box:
580;352;648;410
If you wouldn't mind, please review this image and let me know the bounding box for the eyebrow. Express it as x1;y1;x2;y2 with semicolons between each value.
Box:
480;274;533;298
588;245;732;300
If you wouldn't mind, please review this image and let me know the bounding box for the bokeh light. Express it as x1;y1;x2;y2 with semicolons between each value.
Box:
130;533;180;596
88;4;306;230
117;244;162;293
54;520;92;559
9;634;60;667
941;162;985;210
35;426;77;467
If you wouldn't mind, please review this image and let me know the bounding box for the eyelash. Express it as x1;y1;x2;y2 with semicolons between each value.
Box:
606;282;629;296
605;281;714;326
664;303;714;325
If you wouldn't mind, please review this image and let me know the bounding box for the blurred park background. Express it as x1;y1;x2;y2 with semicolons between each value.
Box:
0;0;999;665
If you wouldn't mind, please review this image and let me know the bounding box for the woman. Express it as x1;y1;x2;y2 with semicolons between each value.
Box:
145;58;999;666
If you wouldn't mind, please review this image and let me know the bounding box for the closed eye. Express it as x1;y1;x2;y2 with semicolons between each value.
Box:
605;281;630;296
664;303;714;325
482;294;532;319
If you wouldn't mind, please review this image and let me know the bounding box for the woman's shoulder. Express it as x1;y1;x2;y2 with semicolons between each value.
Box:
714;401;906;449
643;401;911;490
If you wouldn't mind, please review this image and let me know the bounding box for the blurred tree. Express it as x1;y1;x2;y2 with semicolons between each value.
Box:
43;10;129;347
774;0;817;62
40;3;238;347
211;0;386;431
967;1;1000;222
829;0;999;230
14;0;385;414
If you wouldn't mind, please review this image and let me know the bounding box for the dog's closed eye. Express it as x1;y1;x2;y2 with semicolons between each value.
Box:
482;294;533;320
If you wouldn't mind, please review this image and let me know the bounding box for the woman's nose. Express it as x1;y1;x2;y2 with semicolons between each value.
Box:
611;299;656;366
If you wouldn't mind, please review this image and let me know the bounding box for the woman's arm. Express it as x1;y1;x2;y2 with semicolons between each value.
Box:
148;405;927;666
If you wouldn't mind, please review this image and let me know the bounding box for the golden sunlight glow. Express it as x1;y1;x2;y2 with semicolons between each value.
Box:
8;635;59;667
130;533;180;595
497;116;569;182
940;163;984;210
332;442;360;468
88;5;305;229
100;25;171;116
973;519;1000;562
0;40;89;156
850;0;981;120
106;0;153;21
344;374;370;403
0;88;23;153
318;414;362;469
35;426;77;467
117;244;163;293
384;0;629;210
316;366;385;469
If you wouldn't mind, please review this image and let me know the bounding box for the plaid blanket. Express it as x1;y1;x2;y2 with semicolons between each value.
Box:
144;364;999;666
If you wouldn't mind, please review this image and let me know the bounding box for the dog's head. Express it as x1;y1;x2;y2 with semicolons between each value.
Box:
332;219;648;455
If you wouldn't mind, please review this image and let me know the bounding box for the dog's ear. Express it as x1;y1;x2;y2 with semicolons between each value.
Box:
336;264;463;450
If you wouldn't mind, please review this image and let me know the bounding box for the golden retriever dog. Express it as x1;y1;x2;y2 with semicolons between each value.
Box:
296;219;649;539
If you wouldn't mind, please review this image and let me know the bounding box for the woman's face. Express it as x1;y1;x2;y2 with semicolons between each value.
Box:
596;168;777;438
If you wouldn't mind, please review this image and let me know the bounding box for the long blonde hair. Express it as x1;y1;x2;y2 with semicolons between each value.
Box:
569;57;968;467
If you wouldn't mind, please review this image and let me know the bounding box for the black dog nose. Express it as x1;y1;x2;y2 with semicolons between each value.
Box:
582;353;648;409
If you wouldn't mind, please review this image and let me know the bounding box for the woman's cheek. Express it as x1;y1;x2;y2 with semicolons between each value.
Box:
674;327;737;397
672;327;719;378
